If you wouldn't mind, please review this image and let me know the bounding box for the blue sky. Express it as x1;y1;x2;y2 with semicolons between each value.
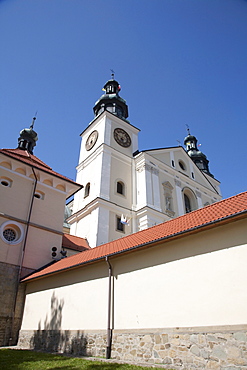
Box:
0;0;246;199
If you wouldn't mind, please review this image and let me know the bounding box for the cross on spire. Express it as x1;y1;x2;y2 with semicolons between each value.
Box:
110;69;115;79
30;112;38;129
186;124;190;135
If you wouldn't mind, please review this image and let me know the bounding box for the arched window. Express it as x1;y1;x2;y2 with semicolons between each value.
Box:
84;182;90;198
117;181;124;195
184;194;192;213
183;188;197;214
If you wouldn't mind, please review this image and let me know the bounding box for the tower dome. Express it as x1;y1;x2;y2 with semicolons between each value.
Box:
93;73;129;120
17;117;38;154
184;130;213;177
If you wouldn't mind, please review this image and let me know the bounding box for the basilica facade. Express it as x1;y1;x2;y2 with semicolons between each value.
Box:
69;76;221;247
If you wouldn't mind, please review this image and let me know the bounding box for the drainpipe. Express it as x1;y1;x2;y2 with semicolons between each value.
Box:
9;164;37;345
105;256;112;359
18;165;38;281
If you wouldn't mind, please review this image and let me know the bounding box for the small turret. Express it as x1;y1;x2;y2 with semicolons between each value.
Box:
93;72;129;120
184;129;213;177
17;117;38;154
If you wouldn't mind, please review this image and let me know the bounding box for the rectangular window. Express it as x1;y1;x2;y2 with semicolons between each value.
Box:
116;216;125;232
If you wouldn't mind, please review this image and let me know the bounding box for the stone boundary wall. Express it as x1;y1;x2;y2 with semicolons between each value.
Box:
0;262;21;346
0;262;29;346
18;325;247;369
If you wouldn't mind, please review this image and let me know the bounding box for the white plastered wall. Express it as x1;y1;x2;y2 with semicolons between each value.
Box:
21;218;247;332
22;262;109;330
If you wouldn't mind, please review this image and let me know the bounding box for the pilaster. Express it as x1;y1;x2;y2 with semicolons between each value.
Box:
174;179;184;216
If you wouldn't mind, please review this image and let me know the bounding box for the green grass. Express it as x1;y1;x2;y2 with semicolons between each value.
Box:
0;349;168;370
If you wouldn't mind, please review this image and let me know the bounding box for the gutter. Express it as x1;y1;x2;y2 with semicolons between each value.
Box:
105;256;112;359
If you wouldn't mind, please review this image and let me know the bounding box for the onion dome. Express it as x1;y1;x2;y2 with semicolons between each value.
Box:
18;117;38;154
184;131;213;177
93;73;129;120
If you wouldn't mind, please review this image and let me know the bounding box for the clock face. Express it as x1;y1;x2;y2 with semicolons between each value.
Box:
85;130;98;151
113;128;131;148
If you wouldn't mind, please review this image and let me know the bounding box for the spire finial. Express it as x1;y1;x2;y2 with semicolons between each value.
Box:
30;111;38;129
18;113;38;154
110;69;115;80
186;124;190;135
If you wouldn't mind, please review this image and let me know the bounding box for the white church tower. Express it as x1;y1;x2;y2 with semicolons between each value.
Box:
69;75;221;247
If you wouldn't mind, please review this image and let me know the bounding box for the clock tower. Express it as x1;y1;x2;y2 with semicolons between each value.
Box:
69;76;222;248
69;75;140;247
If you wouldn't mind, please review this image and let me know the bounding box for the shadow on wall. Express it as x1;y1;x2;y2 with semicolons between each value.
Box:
31;292;88;356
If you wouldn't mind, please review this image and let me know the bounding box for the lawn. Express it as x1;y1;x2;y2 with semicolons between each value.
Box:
0;349;168;370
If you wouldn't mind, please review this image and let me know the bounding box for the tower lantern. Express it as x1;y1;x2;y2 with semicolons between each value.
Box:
93;75;129;120
17;117;38;154
184;130;213;177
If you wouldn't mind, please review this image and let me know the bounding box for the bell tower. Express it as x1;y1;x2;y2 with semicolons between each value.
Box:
69;75;140;248
184;128;213;177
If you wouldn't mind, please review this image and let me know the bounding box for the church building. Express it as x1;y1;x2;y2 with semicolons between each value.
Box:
69;74;221;247
2;76;247;369
0;75;222;348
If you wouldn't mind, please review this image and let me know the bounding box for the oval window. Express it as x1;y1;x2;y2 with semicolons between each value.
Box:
0;178;12;187
34;191;44;200
179;160;186;171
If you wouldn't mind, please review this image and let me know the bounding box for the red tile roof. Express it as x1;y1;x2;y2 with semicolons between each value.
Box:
62;234;90;252
0;148;81;187
22;191;247;282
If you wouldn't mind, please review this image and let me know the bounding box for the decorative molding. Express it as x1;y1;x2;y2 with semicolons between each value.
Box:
146;164;159;175
162;181;174;191
164;209;175;217
174;179;182;187
137;164;159;175
195;190;201;198
136;164;145;173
